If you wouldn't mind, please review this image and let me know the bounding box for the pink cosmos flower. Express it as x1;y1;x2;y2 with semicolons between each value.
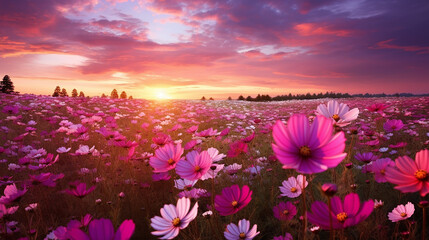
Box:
0;184;27;204
385;149;429;196
149;143;184;173
68;218;135;240
151;197;198;239
273;233;293;240
0;204;19;218
242;132;255;143
177;188;209;199
370;158;394;183
215;185;252;216
367;103;388;113
195;128;218;137
186;125;199;134
383;119;404;132
273;201;297;221
224;163;242;175
207;147;226;162
29;172;64;187
152;133;172;146
307;193;374;229
272;114;347;174
174;179;197;190
388;202;414;222
316;100;359;127
279;175;308;198
152;172;171;182
354;152;379;163
176;151;213;181
224;219;260;240
64;182;96;198
227;141;248;158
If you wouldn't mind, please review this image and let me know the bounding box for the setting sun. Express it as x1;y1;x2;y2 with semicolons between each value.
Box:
155;90;171;99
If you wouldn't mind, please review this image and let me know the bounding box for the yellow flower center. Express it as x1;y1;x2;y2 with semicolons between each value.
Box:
400;212;407;218
231;200;238;207
239;233;246;239
290;187;297;193
194;165;201;172
167;158;175;165
415;170;427;180
380;169;385;175
336;212;348;222
299;146;311;158
172;217;181;227
283;210;289;215
332;114;340;122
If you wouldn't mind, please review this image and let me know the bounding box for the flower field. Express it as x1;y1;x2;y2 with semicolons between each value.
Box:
0;93;428;239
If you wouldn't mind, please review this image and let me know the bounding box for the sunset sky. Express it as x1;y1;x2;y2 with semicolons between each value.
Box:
1;0;429;99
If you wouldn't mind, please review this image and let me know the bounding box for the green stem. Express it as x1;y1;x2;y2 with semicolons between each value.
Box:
302;175;307;240
328;197;334;240
423;207;426;240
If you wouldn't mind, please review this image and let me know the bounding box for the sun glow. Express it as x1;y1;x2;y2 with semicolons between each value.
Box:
155;90;171;100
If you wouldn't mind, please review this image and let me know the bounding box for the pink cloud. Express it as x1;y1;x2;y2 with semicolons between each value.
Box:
294;23;352;37
371;39;429;54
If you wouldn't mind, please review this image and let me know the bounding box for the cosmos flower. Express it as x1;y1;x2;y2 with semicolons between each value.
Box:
215;185;252;216
176;150;213;181
316;100;359;127
272;114;347;174
388;202;414;222
29;172;64;187
152;133;172;146
68;218;135;240
367;103;389;113
354;152;380;163
207;147;226;162
273;233;293;240
149;143;184;173
0;204;19;218
0;184;27;204
385;149;429;196
224;219;260;240
273;201;297;221
307;193;374;229
195;128;218;137
64;182;96;198
224;163;242;175
174;179;198;190
279;175;308;198
151;197;198;239
227;141;248;158
370;158;394;183
383;119;404;132
201;164;224;180
56;147;71;153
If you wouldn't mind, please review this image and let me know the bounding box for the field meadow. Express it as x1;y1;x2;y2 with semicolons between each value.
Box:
0;93;428;240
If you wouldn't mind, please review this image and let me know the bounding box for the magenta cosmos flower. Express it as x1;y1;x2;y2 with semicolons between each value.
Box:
385;149;429;196
151;197;198;239
383;119;404;132
0;184;27;204
273;201;297;221
215;185;252;216
64;182;96;198
307;193;374;229
224;219;260;240
316;100;359;127
176;150;212;181
272;114;347;174
149;143;184;173
67;218;135;240
370;158;394;183
388;202;414;222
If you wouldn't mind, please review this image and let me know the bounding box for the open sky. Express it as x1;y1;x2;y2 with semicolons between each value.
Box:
1;0;429;99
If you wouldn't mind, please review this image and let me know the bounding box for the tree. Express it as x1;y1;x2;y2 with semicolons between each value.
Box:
79;91;85;97
227;96;232;100
52;86;61;97
209;97;214;100
238;95;245;100
120;91;127;99
60;88;68;97
128;96;133;99
101;93;107;98
71;89;78;97
111;89;118;99
1;75;14;94
201;96;206;100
